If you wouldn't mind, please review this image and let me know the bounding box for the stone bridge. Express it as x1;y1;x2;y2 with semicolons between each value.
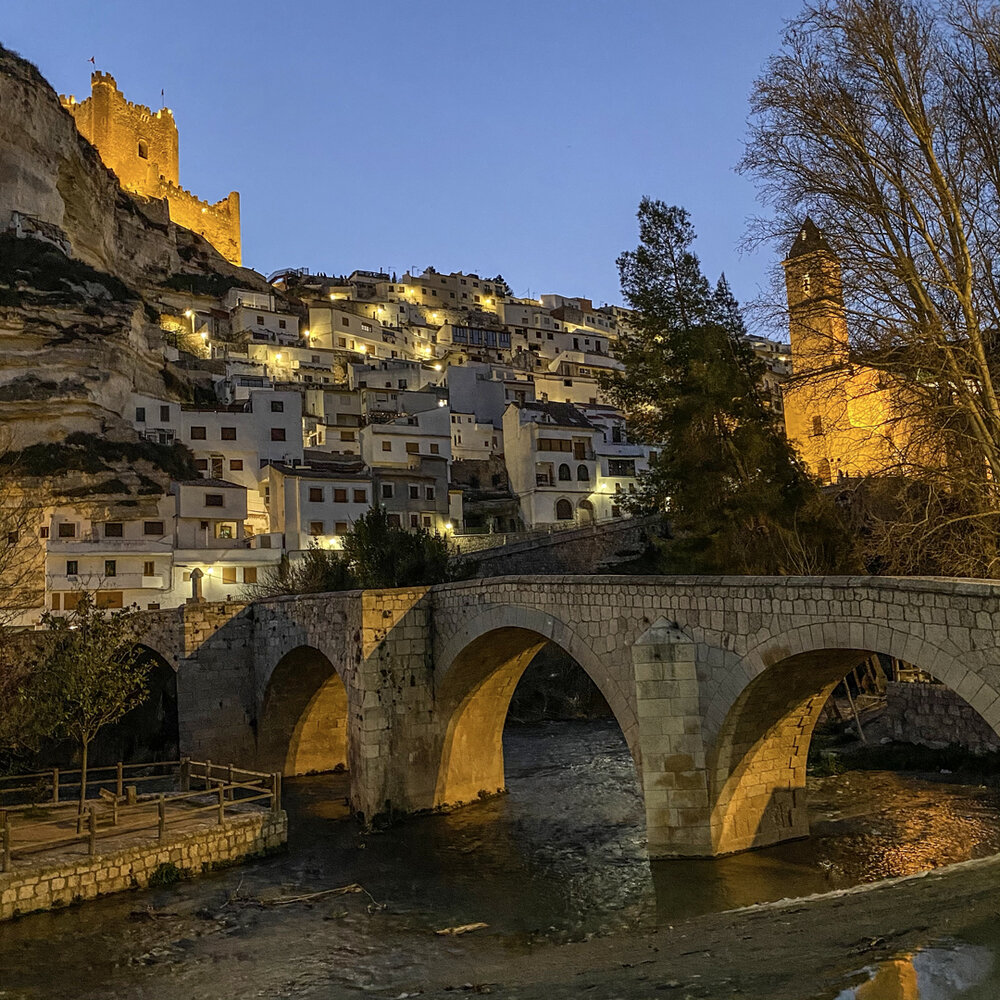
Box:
137;575;1000;858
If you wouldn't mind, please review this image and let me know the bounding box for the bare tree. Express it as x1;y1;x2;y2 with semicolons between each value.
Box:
741;0;1000;575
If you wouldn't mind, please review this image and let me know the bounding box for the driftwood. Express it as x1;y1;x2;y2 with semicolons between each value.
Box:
434;922;488;936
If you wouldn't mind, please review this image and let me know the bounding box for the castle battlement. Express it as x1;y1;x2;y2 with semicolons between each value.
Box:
60;69;239;265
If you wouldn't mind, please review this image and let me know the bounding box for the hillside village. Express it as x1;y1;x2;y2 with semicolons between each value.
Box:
0;60;793;623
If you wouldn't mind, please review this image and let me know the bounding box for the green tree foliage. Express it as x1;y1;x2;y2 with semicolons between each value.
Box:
247;506;451;597
603;199;857;574
37;594;149;824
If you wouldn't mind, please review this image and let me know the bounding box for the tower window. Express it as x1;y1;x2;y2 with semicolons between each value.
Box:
812;415;825;437
138;140;148;159
801;272;811;295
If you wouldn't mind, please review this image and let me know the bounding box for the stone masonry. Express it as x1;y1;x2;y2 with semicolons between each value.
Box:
1;810;286;922
136;575;1000;858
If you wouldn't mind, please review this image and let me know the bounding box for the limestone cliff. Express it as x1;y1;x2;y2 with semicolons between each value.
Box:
0;43;266;487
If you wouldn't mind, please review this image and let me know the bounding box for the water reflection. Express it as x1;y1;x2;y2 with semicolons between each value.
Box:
833;944;993;999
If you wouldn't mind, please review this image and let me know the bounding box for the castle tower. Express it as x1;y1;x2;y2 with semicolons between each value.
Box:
60;72;240;265
782;218;849;374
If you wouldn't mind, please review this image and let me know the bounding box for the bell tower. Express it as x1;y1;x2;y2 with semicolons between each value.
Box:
782;219;849;373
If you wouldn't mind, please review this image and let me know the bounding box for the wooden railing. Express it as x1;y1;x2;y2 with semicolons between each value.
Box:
0;759;281;873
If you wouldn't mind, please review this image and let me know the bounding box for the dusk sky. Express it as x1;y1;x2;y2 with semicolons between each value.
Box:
5;1;802;325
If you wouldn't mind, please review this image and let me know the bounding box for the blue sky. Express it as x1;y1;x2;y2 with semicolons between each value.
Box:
4;0;802;321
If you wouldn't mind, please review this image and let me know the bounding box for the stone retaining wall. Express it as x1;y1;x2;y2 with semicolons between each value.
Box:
884;680;1000;753
0;809;286;922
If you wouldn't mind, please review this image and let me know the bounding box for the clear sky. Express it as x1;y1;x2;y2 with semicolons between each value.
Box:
4;0;802;323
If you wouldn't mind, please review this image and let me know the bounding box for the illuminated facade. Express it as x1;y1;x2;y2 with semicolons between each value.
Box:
60;72;241;265
782;220;901;483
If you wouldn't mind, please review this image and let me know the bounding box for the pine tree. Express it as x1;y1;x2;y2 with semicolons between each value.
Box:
604;198;856;575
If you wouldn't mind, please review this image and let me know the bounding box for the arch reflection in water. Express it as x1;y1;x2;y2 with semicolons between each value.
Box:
833;944;993;999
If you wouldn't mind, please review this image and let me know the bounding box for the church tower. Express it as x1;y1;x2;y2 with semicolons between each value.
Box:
782;218;849;374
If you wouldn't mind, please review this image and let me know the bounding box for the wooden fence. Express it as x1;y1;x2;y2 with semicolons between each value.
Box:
0;759;281;873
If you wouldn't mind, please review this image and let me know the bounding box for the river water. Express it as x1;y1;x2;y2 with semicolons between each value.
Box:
4;719;1000;998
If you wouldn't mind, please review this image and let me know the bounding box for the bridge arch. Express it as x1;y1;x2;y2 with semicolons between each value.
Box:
256;644;349;777
434;605;638;806
703;620;1000;855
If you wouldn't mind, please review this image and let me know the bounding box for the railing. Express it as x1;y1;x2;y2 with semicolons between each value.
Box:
0;759;281;873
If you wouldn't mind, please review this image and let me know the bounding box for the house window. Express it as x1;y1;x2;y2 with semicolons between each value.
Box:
195;458;209;471
104;560;117;577
104;522;123;537
812;415;825;436
555;499;574;520
405;442;419;454
381;440;392;452
430;443;440;455
243;567;258;584
205;494;224;507
410;514;420;527
221;567;237;584
221;427;237;440
382;484;393;499
271;428;286;441
558;463;572;481
309;487;323;502
309;521;324;535
66;560;78;575
409;485;420;499
160;405;170;421
388;513;401;527
256;315;264;325
334;488;348;502
577;465;590;481
353;489;367;503
191;426;207;440
144;521;164;535
611;504;622;518
58;523;76;538
278;319;286;329
135;406;146;422
230;459;244;471
422;515;432;528
96;592;124;609
271;400;284;412
425;486;435;500
143;561;155;577
39;526;49;539
341;430;356;442
335;521;348;534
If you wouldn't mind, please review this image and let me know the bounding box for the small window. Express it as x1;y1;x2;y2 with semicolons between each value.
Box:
577;464;590;481
144;521;164;535
558;463;572;481
218;566;235;584
341;430;356;442
256;315;264;325
135;406;146;422
812;415;825;437
405;442;419;454
381;440;392;452
39;526;49;539
104;522;123;538
271;400;284;412
422;515;432;528
353;489;367;503
195;458;209;470
104;560;117;577
160;405;170;421
388;513;401;527
66;560;78;575
58;523;76;538
555;499;574;520
230;459;244;471
271;427;286;441
191;426;207;440
430;443;440;455
309;487;324;502
138;139;148;159
278;319;286;329
243;566;258;584
205;494;224;507
309;521;324;535
148;603;160;610
335;520;348;534
221;427;237;440
334;488;348;503
143;561;155;577
409;485;419;499
410;514;420;527
382;484;393;499
96;591;124;610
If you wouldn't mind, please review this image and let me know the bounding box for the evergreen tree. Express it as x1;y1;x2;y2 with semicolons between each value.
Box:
604;198;856;575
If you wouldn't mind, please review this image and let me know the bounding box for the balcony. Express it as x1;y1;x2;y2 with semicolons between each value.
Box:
47;535;173;554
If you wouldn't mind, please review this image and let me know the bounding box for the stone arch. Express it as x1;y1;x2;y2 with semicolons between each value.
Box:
433;605;638;808
578;498;595;523
703;620;1000;854
256;644;349;777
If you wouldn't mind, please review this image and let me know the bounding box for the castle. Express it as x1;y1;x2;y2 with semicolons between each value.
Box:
60;72;241;265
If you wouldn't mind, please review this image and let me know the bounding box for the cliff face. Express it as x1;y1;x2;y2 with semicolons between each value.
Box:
0;44;266;457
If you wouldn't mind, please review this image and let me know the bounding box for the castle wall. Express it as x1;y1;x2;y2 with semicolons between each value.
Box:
59;72;240;265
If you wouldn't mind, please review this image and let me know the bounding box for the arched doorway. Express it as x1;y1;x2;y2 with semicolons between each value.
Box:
257;645;349;776
577;499;595;524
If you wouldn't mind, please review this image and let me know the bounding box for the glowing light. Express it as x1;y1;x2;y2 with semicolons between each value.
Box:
184;309;193;318
275;353;282;362
200;331;208;339
444;522;453;531
437;399;447;407
303;328;310;337
433;364;442;371
358;345;367;354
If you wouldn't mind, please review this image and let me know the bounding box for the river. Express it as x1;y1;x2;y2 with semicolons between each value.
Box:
4;719;1000;998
